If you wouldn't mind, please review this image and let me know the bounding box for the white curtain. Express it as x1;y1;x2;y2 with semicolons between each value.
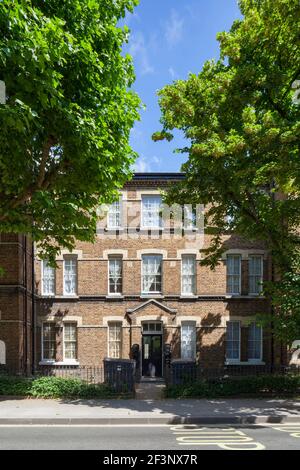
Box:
181;322;196;359
64;258;77;294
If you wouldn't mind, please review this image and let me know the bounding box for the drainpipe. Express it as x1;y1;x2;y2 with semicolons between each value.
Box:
23;235;28;375
270;180;276;372
270;257;275;372
31;240;35;375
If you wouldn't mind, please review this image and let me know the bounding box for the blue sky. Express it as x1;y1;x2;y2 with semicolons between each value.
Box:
122;0;242;173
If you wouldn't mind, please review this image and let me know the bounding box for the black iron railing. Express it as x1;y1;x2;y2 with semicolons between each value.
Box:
0;363;135;393
165;363;300;386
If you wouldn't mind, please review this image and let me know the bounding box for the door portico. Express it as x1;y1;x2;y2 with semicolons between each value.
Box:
126;299;177;379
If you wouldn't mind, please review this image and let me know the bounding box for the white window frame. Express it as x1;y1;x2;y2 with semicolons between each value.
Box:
41;322;57;363
108;322;122;359
181;321;197;360
63;323;78;362
248;322;263;362
141;255;163;294
181;255;196;296
183;205;197;230
108;257;123;295
142;321;163;334
63;256;77;296
41;260;55;296
107;197;122;229
248;255;263;295
141;195;162;229
226;321;241;362
226;255;241;295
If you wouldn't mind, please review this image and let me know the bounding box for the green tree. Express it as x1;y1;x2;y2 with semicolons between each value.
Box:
154;0;300;341
154;0;300;270
258;252;300;346
0;0;140;261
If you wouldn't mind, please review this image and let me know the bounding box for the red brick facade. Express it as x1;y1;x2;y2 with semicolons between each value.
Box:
0;174;285;377
0;234;34;373
33;174;282;377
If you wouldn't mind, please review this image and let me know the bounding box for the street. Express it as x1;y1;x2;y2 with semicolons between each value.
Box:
0;424;300;450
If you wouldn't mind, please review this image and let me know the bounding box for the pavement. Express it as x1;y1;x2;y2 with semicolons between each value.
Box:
1;397;300;425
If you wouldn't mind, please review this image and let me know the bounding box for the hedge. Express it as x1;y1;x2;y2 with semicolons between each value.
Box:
0;376;122;398
165;374;300;399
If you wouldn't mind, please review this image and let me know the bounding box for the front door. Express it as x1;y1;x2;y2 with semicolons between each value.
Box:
142;335;162;377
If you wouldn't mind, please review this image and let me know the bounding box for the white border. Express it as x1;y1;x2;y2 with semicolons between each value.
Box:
107;321;123;359
140;194;163;229
40;320;80;365
140;254;163;295
107;194;123;229
248;322;263;362
63;322;78;364
248;255;264;296
181;254;197;296
226;254;241;295
41;260;55;297
180;320;197;360
63;255;78;297
107;256;123;296
225;320;241;363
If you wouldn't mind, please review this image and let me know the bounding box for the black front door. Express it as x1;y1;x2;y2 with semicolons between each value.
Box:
142;335;162;377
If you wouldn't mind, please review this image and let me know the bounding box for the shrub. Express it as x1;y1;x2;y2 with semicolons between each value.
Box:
0;375;119;398
165;374;300;399
0;376;33;396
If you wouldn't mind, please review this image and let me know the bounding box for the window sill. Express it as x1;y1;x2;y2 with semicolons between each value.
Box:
180;294;198;299
225;294;265;299
39;361;80;366
225;361;265;366
61;294;79;299
140;227;164;231
140;293;164;298
40;295;79;300
106;294;124;299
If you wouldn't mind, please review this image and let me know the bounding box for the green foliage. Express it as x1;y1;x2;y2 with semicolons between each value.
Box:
0;375;120;398
154;0;300;340
0;376;33;396
166;374;300;398
30;376;114;398
154;0;300;269
0;0;140;261
258;252;300;345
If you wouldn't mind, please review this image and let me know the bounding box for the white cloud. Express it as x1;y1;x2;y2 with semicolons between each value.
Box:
124;11;140;27
130;125;143;140
129;31;154;76
152;156;161;167
134;156;152;173
165;10;184;47
168;67;177;79
133;155;162;172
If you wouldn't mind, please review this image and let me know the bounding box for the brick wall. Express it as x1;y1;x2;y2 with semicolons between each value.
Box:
0;234;33;372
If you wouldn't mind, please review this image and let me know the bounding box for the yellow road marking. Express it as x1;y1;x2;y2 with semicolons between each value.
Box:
273;424;300;438
170;426;265;450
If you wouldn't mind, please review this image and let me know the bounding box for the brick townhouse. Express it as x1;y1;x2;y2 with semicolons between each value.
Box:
0;234;34;373
0;173;285;377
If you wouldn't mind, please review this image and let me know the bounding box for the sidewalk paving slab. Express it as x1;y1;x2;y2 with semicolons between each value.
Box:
1;397;300;424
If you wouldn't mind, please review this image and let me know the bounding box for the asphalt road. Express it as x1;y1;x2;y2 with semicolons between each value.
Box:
0;424;300;450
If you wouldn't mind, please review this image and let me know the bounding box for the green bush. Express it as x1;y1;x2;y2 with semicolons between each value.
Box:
0;375;120;398
165;374;300;399
0;376;33;396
